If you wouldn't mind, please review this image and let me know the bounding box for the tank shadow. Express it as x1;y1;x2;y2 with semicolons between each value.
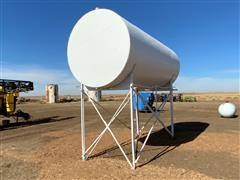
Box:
139;121;209;146
137;121;209;167
90;121;209;168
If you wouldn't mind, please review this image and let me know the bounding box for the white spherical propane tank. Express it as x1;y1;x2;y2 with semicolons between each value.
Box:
218;102;237;118
67;8;180;90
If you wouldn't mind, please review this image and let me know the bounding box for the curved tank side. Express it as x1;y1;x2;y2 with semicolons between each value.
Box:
67;8;180;89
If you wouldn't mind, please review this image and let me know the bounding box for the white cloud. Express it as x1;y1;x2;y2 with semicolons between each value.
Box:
3;65;239;96
3;66;80;96
174;76;239;92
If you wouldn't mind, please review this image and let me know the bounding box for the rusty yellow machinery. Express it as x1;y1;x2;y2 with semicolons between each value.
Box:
0;79;33;120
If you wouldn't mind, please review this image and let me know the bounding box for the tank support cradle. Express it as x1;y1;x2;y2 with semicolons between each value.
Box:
80;83;175;169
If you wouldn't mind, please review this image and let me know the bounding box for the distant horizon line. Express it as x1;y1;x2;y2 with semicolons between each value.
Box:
21;91;240;97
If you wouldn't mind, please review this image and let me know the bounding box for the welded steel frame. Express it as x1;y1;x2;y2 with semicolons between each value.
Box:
80;83;175;169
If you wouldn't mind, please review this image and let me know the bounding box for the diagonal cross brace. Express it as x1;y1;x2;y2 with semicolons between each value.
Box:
80;84;175;169
133;89;174;164
139;95;168;135
83;91;133;168
85;93;129;156
136;90;173;136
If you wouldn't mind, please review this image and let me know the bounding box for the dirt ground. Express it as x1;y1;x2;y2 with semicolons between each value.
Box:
0;98;239;179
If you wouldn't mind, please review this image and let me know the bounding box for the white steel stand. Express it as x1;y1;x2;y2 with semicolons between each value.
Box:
80;83;175;169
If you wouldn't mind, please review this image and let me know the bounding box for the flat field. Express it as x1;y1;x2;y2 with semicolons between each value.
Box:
1;93;239;179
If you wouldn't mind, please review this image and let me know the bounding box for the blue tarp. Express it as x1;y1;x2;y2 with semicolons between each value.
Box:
133;92;155;111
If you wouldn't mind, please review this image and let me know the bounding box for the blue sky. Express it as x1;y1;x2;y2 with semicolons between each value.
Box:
1;0;239;95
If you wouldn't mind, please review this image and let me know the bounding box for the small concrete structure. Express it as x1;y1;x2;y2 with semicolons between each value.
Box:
83;86;101;102
46;84;59;103
88;90;101;102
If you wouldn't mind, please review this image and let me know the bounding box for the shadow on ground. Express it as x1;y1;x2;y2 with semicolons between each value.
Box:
139;121;209;146
90;121;209;168
220;114;238;118
136;121;209;167
0;116;75;131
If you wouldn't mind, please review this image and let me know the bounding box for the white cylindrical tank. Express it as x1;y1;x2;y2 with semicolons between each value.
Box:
46;84;59;103
67;8;180;90
218;102;237;118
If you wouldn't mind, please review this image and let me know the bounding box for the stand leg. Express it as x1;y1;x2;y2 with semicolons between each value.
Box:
134;89;139;163
81;84;86;160
130;84;136;169
135;90;139;136
170;86;174;137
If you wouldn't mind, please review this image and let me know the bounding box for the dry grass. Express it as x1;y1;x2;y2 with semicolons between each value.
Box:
182;92;240;102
